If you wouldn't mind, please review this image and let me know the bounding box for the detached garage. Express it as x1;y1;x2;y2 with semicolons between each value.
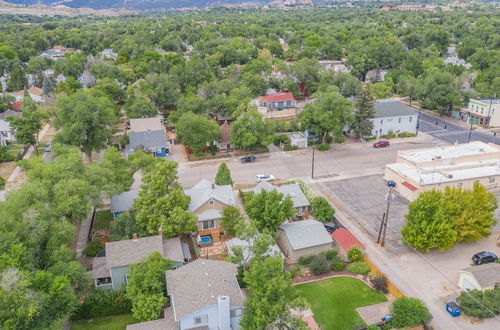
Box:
458;263;500;291
286;132;308;149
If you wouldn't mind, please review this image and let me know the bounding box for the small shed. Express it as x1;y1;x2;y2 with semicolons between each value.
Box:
458;263;500;291
331;228;365;260
285;132;308;149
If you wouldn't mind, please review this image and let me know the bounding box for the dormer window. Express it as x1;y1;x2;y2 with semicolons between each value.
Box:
209;199;214;206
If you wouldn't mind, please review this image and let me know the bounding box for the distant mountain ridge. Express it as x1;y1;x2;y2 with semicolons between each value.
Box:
2;0;279;10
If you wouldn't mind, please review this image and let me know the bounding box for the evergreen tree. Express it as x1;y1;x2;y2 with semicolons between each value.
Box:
42;75;56;96
8;64;26;91
215;162;232;186
351;87;375;138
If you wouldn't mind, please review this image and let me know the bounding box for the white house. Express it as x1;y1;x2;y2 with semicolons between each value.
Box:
370;99;418;138
0;110;21;146
285;131;308;149
101;49;118;60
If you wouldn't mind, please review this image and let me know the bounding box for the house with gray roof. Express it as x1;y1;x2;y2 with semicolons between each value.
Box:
110;191;138;218
77;70;96;88
92;234;188;290
277;219;333;263
184;179;236;244
458;263;500;291
370;99;418;138
125;130;168;157
254;181;310;218
0;110;21;146
127;259;245;330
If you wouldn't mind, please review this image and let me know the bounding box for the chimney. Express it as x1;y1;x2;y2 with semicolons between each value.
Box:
218;295;231;330
132;233;138;241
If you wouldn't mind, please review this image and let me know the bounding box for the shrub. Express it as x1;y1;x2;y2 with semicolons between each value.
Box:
72;288;131;320
298;255;315;266
311;196;335;222
319;250;338;261
397;131;416;138
371;274;389;293
0;146;15;163
330;258;347;271
347;261;370;275
316;144;330;151
457;287;500;319
283;144;297;151
273;134;290;146
309;255;330;275
383;129;396;139
83;240;103;257
347;246;363;262
0;176;5;190
388;297;432;328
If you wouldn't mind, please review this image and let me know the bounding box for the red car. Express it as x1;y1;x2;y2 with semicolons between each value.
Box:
373;140;390;148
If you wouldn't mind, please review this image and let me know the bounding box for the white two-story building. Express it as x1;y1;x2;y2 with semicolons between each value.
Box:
370;99;418;138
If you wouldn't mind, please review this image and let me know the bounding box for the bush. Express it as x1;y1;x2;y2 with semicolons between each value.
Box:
319;250;338;261
309;255;330;275
311;196;335;222
72;288;131;320
273;134;290;146
383;129;396;139
388;297;432;328
347;246;363;262
0;146;15;163
457;287;500;319
0;176;5;190
347;261;370;275
371;274;388;293
330;258;347;271
298;255;316;266
316;144;330;151
83;240;103;257
397;131;416;138
283;144;297;151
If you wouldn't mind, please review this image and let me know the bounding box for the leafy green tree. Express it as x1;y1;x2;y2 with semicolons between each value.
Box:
241;257;306;330
388;297;432;328
401;191;457;252
125;96;158;119
110;211;147;241
221;206;243;236
299;87;353;144
456;288;500;319
420;70;462;115
229;222;276;271
126;252;173;322
230;110;273;150
53;90;116;161
133;161;196;236
176;112;219;154
245;189;294;233
291;57;320;95
351;87;375;138
0;94;15;112
7;64;26;91
369;83;392;100
53;52;85;78
6;98;45;156
93;78;127;105
215;162;232;186
310;196;334;222
54;77;82;96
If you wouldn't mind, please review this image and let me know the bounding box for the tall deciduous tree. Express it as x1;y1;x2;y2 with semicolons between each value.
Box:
53;90;116;161
388;297;432;328
215;162;232;186
176;112;220;154
245;189;294;233
126;252;173;322
125;96;158;119
6;98;45;155
420;70;462;115
351;87;375;138
311;196;335;222
133;161;196;236
299;87;353;144
221;205;243;236
230;110;273;150
241;257;306;330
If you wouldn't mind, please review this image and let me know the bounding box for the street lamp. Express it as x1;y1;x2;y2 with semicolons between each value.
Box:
378;180;396;248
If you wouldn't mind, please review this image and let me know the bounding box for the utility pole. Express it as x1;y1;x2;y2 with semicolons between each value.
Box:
380;181;396;247
416;104;422;136
311;146;315;179
467;120;473;143
377;212;386;244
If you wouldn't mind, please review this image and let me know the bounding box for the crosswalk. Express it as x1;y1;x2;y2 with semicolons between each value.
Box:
431;130;468;137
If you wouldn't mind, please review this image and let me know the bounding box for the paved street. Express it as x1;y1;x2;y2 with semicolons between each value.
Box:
417;112;499;145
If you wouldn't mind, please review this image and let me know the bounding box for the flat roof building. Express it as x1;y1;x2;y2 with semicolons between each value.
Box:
384;141;500;201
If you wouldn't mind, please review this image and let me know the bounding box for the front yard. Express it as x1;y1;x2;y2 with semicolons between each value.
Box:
295;276;387;330
71;313;137;330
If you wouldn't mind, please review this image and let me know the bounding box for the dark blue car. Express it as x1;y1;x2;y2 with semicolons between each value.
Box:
446;302;461;317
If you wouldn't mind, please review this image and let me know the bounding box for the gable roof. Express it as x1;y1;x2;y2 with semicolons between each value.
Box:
110;191;138;213
227;236;283;261
259;92;294;103
279;219;332;250
374;99;418;118
254;182;310;208
184;180;235;212
460;263;500;288
332;228;365;251
129;117;163;133
128;130;167;150
166;259;244;321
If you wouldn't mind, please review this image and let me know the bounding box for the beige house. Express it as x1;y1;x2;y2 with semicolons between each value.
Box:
459;98;500;128
277;219;333;263
184;179;236;243
458;263;500;291
384;142;500;201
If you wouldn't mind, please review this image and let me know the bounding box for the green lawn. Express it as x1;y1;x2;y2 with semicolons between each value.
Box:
71;314;137;330
295;276;387;330
93;210;114;230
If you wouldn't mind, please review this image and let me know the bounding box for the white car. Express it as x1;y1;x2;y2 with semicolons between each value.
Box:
256;174;275;182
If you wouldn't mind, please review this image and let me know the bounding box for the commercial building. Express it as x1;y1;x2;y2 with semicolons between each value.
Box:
459;98;500;128
384;141;500;201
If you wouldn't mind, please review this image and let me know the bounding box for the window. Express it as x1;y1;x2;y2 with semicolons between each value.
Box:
481;108;484;114
194;314;208;324
489;177;495;183
96;277;112;286
230;309;243;317
380;119;383;124
398;117;401;123
409;117;412;122
202;220;215;230
208;199;214;206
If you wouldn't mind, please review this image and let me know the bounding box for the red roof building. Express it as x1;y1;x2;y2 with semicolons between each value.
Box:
9;100;23;111
259;92;294;103
255;92;296;111
332;228;365;255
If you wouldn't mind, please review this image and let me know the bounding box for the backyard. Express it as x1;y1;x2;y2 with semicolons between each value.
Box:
295;276;387;330
71;313;137;330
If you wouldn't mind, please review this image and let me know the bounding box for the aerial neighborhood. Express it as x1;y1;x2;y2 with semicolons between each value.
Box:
0;1;499;330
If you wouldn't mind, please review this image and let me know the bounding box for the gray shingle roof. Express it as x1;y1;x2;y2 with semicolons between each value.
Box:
197;209;222;221
105;235;183;269
184;180;236;212
461;263;500;288
279;219;333;250
127;129;167;151
374;99;418;118
110;191;138;213
166;259;244;321
127;307;177;330
92;256;110;279
254;182;310;208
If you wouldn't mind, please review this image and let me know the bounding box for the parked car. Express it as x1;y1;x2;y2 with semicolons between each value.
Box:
373;140;390;148
256;174;275;182
446;302;461;317
472;251;498;265
324;224;337;234
241;155;256;163
44;142;52;152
